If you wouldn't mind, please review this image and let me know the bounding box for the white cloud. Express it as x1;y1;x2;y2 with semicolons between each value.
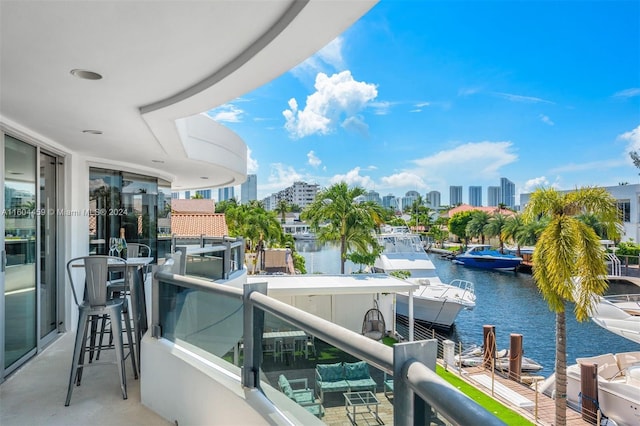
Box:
329;167;376;188
207;103;244;122
246;148;258;174
415;102;431;108
341;115;369;136
539;114;554;126
613;88;640;98
291;36;345;81
316;37;345;70
492;92;554;104
458;87;481;96
263;163;304;192
412;141;518;178
620;124;640;152
521;176;550;193
283;71;378;138
307;151;322;168
550;159;627;173
369;101;393;115
380;172;427;189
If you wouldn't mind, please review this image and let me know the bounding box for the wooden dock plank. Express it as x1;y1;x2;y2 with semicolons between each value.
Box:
459;365;591;425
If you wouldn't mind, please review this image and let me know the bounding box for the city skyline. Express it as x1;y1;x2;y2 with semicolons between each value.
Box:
206;2;638;205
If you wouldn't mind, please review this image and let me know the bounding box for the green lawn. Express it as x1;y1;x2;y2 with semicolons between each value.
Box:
436;365;533;425
382;337;532;425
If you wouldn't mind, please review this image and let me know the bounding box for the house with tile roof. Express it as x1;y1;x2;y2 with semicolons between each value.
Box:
170;199;228;237
171;198;216;214
447;204;516;218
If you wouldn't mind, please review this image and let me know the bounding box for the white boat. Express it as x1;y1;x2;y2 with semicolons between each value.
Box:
590;294;640;344
372;226;476;328
292;231;316;241
453;244;523;271
455;346;543;373
537;351;640;426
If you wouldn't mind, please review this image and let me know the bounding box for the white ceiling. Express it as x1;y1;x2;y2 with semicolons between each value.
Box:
0;0;377;189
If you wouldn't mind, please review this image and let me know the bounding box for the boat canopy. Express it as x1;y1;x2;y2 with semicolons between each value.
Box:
247;273;418;296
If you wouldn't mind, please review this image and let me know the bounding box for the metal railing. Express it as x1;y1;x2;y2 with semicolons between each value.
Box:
152;265;504;426
171;235;244;280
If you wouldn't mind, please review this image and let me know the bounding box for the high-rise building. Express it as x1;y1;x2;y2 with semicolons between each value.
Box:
241;174;257;204
426;191;441;210
487;186;501;207
469;186;482;207
363;190;381;205
262;181;318;210
500;178;515;208
218;186;235;202
382;194;397;210
449;185;463;206
402;191;420;212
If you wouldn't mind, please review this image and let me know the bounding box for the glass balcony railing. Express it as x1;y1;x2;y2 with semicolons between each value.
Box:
151;245;506;426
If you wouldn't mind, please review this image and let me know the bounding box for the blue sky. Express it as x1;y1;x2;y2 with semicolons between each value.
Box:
209;0;640;206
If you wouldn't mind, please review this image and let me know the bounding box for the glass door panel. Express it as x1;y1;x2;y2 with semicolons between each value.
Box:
4;136;37;368
39;152;58;339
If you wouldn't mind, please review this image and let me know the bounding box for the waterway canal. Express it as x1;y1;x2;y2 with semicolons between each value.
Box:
295;240;639;377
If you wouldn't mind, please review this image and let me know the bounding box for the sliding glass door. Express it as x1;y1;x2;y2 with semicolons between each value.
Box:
2;135;62;379
3;136;37;370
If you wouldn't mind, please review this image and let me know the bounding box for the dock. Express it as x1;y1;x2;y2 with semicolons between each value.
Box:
456;365;591;426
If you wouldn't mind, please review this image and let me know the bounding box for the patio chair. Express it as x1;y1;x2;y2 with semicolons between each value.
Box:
65;256;137;406
280;336;297;362
362;302;386;341
383;371;394;399
277;374;324;418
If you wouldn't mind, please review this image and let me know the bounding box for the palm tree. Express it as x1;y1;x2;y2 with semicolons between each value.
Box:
466;210;491;244
301;182;383;274
484;213;509;253
502;215;525;256
275;199;289;224
523;186;620;426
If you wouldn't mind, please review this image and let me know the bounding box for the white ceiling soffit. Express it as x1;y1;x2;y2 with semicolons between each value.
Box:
0;0;377;189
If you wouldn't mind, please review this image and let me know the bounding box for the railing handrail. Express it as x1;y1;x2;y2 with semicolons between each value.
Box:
152;267;505;426
403;359;502;426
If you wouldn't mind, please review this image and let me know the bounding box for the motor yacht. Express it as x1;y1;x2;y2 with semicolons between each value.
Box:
537;351;640;426
372;227;476;329
453;244;523;271
590;293;640;344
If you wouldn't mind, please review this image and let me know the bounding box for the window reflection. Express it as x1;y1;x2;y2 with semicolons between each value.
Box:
89;168;168;258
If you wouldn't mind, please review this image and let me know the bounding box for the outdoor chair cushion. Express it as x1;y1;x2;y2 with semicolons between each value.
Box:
278;375;294;399
317;362;344;382
344;361;369;380
344;361;376;392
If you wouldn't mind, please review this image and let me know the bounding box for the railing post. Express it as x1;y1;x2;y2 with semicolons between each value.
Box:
393;339;437;426
242;282;267;389
223;240;231;279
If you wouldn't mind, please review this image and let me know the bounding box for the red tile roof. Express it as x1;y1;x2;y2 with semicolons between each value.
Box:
171;213;228;237
171;199;216;214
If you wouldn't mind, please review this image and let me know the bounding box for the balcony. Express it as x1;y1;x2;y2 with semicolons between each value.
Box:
1;240;505;426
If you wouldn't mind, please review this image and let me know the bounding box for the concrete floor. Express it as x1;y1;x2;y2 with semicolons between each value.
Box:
0;332;170;426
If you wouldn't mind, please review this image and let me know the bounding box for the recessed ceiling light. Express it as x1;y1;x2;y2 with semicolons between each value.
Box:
82;130;102;135
152;160;165;164
70;69;102;80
